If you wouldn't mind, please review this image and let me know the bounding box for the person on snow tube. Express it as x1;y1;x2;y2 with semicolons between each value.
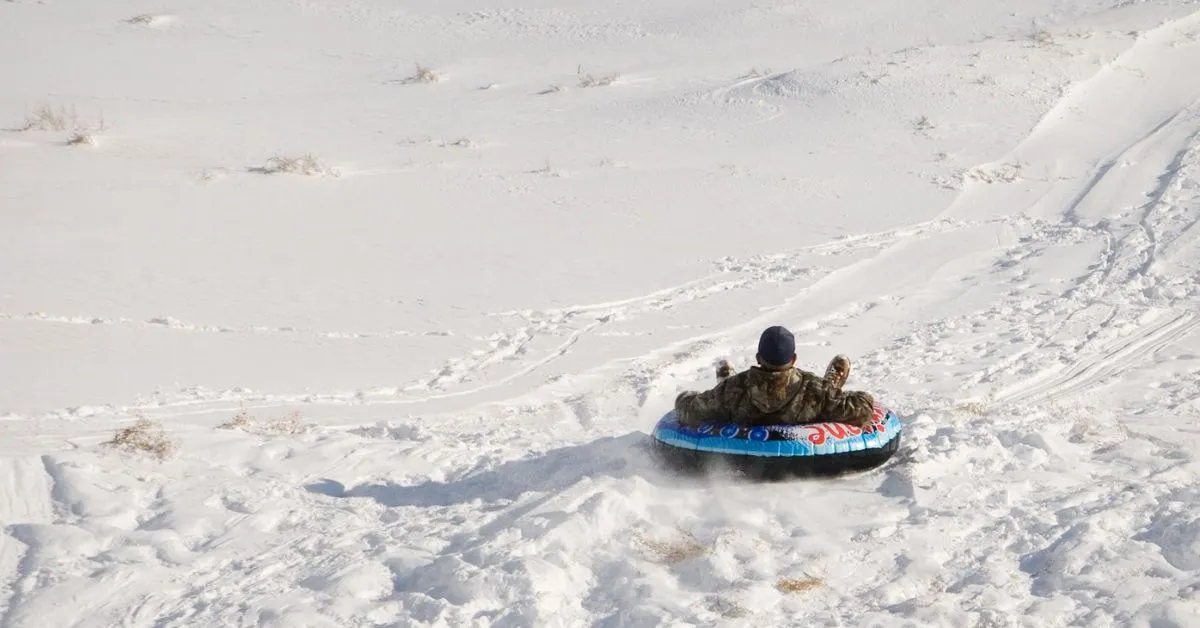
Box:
674;325;876;428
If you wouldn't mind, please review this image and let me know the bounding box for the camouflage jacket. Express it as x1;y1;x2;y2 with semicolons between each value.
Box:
674;366;875;428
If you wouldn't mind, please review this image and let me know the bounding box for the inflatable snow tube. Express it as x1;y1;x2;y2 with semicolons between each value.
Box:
651;403;902;480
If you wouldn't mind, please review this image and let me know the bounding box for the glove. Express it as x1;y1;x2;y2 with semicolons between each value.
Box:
715;359;735;379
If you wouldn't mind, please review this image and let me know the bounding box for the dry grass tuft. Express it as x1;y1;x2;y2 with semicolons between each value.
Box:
196;167;229;182
21;105;78;132
20;104;107;144
964;162;1023;184
776;576;825;593
1031;28;1056;47
106;417;176;461
218;408;254;432
402;63;441;84
636;528;708;564
742;67;772;79
528;159;560;176
260;411;309;436
218;409;311;436
66;132;96;146
577;65;619;87
253;154;338;177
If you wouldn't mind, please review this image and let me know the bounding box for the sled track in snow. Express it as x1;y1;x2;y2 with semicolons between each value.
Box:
994;311;1200;404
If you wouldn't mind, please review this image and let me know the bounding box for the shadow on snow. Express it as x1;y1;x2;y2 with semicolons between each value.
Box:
304;432;665;508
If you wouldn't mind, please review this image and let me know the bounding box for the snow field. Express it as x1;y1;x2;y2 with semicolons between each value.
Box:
3;0;1200;625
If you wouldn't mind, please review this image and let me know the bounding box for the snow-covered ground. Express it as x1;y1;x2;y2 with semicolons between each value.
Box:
3;0;1200;625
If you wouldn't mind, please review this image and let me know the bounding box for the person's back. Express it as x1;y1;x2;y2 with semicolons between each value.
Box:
674;326;875;427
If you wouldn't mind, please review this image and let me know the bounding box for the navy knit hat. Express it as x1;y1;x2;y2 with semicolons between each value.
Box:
757;325;795;367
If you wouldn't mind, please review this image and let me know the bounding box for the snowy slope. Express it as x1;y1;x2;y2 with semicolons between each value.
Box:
3;0;1200;626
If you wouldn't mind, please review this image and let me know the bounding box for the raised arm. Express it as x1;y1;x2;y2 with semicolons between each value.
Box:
674;376;738;427
819;385;875;426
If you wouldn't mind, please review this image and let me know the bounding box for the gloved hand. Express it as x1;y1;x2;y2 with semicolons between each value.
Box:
715;359;735;379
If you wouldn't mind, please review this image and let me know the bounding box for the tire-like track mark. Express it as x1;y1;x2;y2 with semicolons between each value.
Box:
994;312;1200;404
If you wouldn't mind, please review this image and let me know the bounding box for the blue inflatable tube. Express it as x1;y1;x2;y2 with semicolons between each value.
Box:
651;403;902;479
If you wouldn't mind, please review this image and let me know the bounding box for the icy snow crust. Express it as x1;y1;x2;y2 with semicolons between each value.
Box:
3;0;1200;626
